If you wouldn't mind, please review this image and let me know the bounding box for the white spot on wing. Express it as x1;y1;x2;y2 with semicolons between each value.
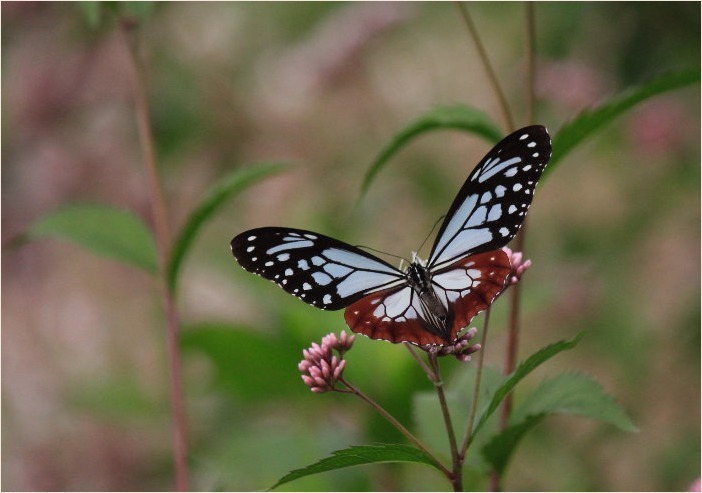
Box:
478;157;521;183
382;288;412;318
311;272;332;286
266;240;313;255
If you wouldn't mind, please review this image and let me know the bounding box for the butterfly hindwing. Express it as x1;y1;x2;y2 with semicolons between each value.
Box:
429;125;551;270
344;286;445;345
430;249;512;340
230;227;406;310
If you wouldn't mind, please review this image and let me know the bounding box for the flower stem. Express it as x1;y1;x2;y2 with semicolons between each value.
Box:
427;351;463;492
499;0;537;440
338;378;453;479
459;307;491;458
455;2;515;133
118;21;189;491
404;342;435;379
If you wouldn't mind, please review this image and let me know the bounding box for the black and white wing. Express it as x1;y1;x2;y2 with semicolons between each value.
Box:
428;125;552;270
231;227;406;310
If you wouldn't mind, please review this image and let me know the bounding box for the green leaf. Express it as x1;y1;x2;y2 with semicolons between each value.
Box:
269;444;441;490
512;373;638;432
122;1;156;23
481;414;545;476
547;68;701;178
78;1;102;28
358;105;502;201
482;373;637;476
167;162;289;294
28;204;158;274
471;333;584;439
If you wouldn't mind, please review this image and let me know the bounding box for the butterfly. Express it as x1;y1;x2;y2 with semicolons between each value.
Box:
231;125;551;346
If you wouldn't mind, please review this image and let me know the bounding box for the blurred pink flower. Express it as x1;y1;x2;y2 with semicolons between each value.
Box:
537;60;609;112
688;478;701;492
627;98;687;156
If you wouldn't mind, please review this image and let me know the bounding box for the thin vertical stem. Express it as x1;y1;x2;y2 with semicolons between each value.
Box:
427;352;462;491
455;2;515;133
459;307;491;457
524;2;536;126
118;21;189;491
499;1;537;435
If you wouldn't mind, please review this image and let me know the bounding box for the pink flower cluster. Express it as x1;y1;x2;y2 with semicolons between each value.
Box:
503;246;532;285
298;331;355;393
424;327;481;362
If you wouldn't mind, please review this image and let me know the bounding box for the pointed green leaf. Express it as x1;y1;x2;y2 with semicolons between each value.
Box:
481;414;545;476
471;333;584;439
482;373;637;476
167;162;289;294
269;444;441;490
512;373;638;432
547;68;700;178
359;105;502;201
28;204;158;274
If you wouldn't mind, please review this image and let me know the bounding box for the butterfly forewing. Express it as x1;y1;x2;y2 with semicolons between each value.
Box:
428;125;551;270
231;227;406;310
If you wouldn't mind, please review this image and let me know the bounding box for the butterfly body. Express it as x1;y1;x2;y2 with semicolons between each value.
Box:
231;126;551;346
405;259;451;340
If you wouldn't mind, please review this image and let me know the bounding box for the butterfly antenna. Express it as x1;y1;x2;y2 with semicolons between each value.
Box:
357;245;409;265
416;215;446;255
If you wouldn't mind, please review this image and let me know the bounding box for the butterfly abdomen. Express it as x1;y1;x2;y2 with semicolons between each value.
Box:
408;262;452;342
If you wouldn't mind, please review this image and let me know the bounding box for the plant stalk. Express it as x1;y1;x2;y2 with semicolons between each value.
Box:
499;0;537;437
339;378;453;479
427;351;463;491
455;2;515;133
459;307;491;457
119;21;189;491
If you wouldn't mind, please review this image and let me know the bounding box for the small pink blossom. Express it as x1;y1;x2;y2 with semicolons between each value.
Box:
503;246;532;285
420;327;481;362
299;332;352;393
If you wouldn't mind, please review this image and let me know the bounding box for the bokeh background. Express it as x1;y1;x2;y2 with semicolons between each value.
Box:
2;2;700;491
